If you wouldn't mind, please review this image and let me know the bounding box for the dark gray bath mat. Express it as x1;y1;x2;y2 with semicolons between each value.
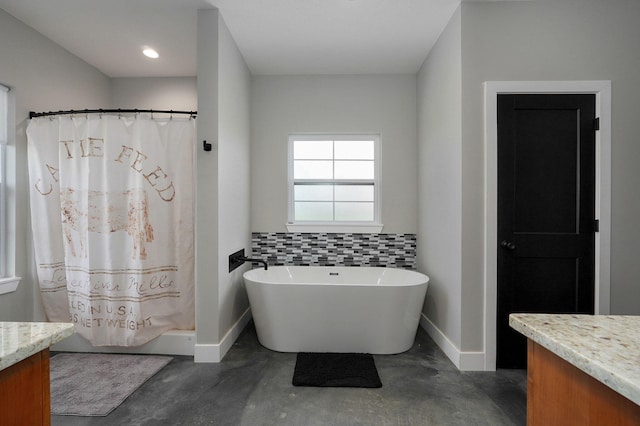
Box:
50;353;172;416
293;352;382;388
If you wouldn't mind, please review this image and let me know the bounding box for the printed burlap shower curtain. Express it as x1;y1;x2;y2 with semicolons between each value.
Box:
27;114;195;346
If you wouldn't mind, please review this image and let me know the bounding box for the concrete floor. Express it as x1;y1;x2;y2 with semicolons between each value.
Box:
52;323;526;426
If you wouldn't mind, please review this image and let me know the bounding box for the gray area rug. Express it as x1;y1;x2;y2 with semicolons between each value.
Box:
50;353;172;416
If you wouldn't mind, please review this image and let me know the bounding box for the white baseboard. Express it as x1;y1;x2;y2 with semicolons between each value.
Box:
419;313;488;371
51;329;196;356
460;351;488;371
193;343;219;363
52;308;252;361
194;307;252;363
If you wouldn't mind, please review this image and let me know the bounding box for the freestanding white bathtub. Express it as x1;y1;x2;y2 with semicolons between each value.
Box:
243;266;429;354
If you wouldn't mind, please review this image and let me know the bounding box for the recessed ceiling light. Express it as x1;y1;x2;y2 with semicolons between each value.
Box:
142;47;159;59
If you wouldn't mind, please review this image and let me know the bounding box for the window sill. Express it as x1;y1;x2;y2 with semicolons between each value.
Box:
286;223;384;234
0;276;21;295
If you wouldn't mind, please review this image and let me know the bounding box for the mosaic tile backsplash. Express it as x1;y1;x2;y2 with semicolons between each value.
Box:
251;232;417;269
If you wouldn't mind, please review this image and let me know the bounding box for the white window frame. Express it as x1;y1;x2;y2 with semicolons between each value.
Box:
287;133;383;233
0;83;20;295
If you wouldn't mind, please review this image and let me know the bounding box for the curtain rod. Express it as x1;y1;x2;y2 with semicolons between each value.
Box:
29;108;197;119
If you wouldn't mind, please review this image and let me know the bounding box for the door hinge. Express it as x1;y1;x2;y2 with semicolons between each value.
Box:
594;219;600;232
594;117;600;131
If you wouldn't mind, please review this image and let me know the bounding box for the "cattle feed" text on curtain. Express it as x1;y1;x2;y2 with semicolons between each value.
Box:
27;114;195;346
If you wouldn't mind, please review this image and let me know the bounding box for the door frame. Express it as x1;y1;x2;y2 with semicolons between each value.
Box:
483;81;611;370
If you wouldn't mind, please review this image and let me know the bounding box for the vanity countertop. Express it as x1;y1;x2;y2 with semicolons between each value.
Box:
510;313;640;406
0;322;74;371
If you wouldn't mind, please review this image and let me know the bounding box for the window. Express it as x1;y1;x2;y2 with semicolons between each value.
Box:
0;83;20;294
288;134;382;232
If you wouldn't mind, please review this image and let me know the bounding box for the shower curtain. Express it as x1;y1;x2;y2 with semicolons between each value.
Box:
27;114;195;346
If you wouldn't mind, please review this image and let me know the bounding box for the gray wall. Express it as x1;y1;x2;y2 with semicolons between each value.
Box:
196;8;220;345
459;0;640;352
250;74;418;234
111;77;197;111
0;8;111;321
92;12;251;352
196;9;252;348
8;0;638;368
216;15;252;337
418;0;640;363
417;7;462;349
2;5;251;358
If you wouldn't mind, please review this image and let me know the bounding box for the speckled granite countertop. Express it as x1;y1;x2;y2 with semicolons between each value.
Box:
0;322;74;371
510;314;640;406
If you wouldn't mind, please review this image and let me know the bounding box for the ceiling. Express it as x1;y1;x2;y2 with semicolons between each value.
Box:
0;0;466;77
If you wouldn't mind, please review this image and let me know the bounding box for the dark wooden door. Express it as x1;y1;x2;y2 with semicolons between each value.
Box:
497;94;596;368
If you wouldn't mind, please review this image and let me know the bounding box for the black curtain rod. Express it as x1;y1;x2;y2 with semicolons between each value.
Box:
29;108;197;119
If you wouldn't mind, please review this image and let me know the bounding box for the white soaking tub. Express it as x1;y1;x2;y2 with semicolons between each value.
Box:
243;266;429;354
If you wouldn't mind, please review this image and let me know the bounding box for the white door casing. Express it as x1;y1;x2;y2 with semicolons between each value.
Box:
483;81;611;371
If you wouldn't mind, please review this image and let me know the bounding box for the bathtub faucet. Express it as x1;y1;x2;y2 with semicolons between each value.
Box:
239;256;268;270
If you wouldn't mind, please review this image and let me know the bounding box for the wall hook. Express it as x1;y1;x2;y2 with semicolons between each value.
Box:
203;140;212;151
